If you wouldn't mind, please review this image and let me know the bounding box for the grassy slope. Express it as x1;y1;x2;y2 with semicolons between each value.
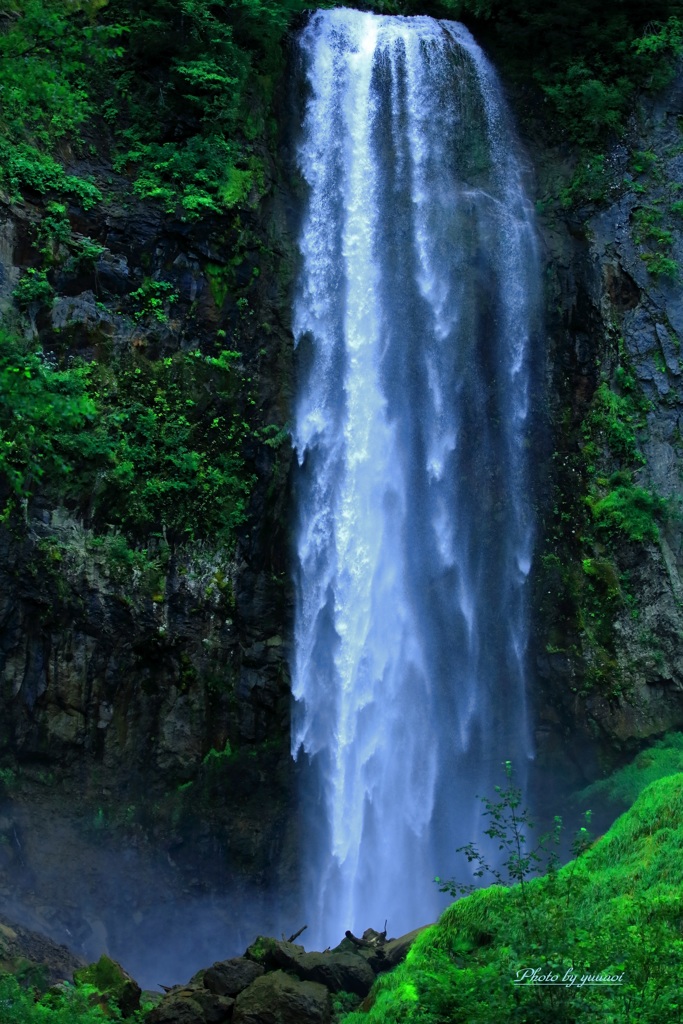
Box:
345;773;683;1023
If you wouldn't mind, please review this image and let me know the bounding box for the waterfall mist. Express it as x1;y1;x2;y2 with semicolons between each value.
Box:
291;8;541;948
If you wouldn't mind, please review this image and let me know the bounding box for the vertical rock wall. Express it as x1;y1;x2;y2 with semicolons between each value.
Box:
532;73;683;781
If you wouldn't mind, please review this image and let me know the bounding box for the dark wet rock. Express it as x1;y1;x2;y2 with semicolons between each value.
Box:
0;103;298;959
529;70;683;786
204;957;264;997
147;989;221;1024
190;988;236;1023
286;951;376;996
94;250;131;295
233;970;330;1024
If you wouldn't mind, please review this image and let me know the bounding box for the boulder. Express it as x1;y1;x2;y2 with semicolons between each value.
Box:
284;951;375;997
147;987;234;1024
233;970;330;1024
204;957;264;997
146;991;208;1024
244;936;374;996
244;937;305;971
191;988;236;1023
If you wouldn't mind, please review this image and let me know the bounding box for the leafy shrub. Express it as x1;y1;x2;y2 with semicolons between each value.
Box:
128;279;179;323
0;0;108;202
0;331;97;500
0;974;120;1023
100;0;306;216
12;269;54;309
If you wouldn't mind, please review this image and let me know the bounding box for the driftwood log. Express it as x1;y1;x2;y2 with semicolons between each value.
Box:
344;925;388;950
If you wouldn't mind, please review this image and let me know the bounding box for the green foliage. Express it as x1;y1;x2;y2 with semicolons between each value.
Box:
100;0;306;216
332;990;362;1018
633;204;680;279
588;481;668;543
0;331;97;500
558;154;610;208
540;352;666;696
0;974;121;1023
582;380;648;466
0;0;306;215
345;772;683;1024
73;956;138;1018
0;0;108;202
128;279;179;323
641;252;679;278
0;332;257;547
245;936;278;965
12;269;54;309
435;761;564;901
543;68;629;147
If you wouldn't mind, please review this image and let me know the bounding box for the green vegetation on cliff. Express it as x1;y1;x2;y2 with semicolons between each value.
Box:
0;2;299;549
0;331;254;545
538;351;671;697
2;0;680;211
0;0;308;215
345;771;683;1024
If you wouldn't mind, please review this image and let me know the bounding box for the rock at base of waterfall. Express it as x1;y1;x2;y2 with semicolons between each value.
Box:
147;987;235;1024
233;970;330;1024
203;957;265;997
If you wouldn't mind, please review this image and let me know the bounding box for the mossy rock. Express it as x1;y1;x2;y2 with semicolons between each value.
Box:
74;955;141;1017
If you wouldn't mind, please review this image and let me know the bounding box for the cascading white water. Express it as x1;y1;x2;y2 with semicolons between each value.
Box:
291;8;540;948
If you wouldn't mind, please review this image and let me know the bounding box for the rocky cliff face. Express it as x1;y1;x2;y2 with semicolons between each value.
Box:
531;72;683;784
0;138;301;983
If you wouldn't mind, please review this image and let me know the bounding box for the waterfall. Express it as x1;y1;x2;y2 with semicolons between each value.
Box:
291;7;540;948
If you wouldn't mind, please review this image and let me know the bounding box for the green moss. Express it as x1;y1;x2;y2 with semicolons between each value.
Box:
205;263;234;310
245;936;278;965
540;346;668;698
202;740;234;766
588;483;668;543
73;954;139;1017
633;204;680;279
579;732;683;809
